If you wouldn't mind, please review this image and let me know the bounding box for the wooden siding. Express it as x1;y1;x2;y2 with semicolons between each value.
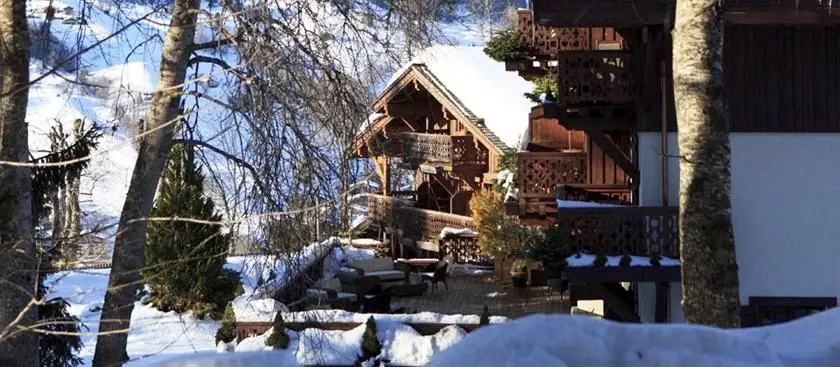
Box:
587;133;632;186
528;115;586;151
640;25;840;133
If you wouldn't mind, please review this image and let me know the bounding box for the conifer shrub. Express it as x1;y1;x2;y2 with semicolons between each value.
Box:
215;302;237;344
356;316;382;366
143;145;241;320
266;312;290;349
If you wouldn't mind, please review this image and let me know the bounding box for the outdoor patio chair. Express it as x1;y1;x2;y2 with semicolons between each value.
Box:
361;283;393;313
422;260;449;291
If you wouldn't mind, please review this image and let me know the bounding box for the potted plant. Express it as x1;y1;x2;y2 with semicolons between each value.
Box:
510;259;528;288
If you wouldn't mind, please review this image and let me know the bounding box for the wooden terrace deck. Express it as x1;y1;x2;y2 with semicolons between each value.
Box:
393;270;570;318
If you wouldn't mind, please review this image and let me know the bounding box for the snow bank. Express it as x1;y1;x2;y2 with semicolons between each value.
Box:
430;310;840;367
231;297;288;323
439;227;478;239
280;309;507;324
296;320;468;366
378;322;467;365
225;238;339;296
297;323;367;365
566;253;681;267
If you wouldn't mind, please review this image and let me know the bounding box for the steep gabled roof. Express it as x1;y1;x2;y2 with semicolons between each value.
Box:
371;46;534;152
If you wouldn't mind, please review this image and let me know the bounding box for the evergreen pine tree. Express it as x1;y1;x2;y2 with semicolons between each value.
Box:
142;145;241;319
266;312;290;349
31;121;102;367
356;316;382;366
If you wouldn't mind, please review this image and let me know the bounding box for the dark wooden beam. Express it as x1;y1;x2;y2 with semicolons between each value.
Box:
566;266;681;283
532;0;669;27
724;9;840;24
655;282;670;323
385;102;436;118
586;129;639;182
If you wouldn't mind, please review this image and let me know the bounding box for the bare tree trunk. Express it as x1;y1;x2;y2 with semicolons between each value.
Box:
92;0;199;364
0;0;38;364
64;119;84;262
50;130;66;252
673;0;741;327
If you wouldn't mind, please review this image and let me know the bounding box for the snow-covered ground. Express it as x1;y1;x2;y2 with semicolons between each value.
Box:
429;309;840;367
45;243;490;366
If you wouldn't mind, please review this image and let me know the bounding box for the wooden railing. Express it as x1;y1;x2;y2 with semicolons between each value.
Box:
556;207;679;259
557;51;635;105
400;133;452;165
451;136;489;167
517;10;591;58
518;151;588;199
399;133;487;169
558;184;633;205
367;194;475;241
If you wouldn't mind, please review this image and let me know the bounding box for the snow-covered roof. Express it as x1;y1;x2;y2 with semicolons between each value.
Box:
382;45;534;150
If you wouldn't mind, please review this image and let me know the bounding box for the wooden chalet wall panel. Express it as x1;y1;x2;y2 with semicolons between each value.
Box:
726;25;840;132
529;116;586;151
587;133;632;186
641;25;840;132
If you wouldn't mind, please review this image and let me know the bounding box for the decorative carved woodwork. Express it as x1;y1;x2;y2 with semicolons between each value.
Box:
400;132;452;165
557;51;635;105
451;136;489;167
518;151;588;198
556;207;679;259
367;194;476;242
440;236;490;265
399;133;488;169
518;10;591;57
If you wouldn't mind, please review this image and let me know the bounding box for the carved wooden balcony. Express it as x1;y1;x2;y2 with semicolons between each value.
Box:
518;151;588;199
517;10;591;58
557;50;635;106
400;133;488;170
507;10;624;79
556;207;679;259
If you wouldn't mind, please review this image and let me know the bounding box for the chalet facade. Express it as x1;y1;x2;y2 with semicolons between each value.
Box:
508;1;840;325
352;46;534;262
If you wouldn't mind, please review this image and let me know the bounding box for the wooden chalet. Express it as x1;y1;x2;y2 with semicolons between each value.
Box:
509;1;840;324
351;46;534;262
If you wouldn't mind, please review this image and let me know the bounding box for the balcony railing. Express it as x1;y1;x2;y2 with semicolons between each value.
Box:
557;51;635;105
556;207;679;259
400;133;488;169
518;151;588;199
400;133;451;164
367;194;475;240
517;10;592;58
366;194;484;263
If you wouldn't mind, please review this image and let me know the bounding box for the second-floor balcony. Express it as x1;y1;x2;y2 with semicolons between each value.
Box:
518;151;589;199
399;133;489;171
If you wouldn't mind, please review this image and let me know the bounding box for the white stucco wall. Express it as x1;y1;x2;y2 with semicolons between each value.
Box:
638;132;840;309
